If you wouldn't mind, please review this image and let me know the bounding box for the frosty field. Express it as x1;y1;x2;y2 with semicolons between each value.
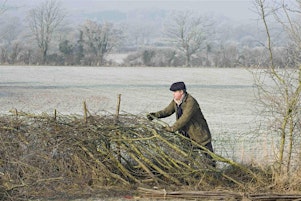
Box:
0;66;272;163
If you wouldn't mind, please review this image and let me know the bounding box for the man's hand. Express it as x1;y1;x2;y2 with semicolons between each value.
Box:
146;113;156;121
164;126;174;132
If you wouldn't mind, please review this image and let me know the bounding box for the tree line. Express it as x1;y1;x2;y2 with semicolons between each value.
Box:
0;0;297;68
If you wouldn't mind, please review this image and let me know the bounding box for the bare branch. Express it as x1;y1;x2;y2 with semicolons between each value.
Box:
164;11;210;67
0;0;7;15
27;0;65;64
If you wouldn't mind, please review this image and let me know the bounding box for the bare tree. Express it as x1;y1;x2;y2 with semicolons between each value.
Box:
254;0;301;182
164;11;210;67
82;20;122;66
0;17;22;45
126;22;157;50
0;0;7;15
27;0;65;64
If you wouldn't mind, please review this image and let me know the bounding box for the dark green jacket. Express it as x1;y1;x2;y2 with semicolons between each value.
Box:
154;93;212;145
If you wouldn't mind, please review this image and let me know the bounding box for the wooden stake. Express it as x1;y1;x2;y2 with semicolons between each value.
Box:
115;94;121;124
54;109;57;121
83;101;87;123
115;94;122;162
15;108;18;120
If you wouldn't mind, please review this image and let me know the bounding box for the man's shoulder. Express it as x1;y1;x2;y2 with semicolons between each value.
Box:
186;93;196;100
184;93;197;103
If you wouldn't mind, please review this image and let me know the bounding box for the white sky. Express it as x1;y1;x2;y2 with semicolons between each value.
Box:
7;0;258;22
66;0;257;21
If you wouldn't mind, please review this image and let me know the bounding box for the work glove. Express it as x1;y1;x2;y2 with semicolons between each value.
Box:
164;126;174;133
146;113;156;121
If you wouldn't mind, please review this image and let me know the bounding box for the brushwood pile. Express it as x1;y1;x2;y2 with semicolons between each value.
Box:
0;112;275;200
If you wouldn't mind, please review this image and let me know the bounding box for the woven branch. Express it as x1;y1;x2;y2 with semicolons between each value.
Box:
0;112;279;200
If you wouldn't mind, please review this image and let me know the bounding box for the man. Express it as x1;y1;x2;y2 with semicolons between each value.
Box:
147;81;215;166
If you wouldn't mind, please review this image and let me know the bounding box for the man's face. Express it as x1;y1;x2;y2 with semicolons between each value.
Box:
173;90;184;101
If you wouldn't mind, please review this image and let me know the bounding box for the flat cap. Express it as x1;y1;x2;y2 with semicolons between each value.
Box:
169;81;186;91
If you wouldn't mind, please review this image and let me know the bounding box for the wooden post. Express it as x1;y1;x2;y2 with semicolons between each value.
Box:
14;108;18;120
83;101;87;123
115;94;121;124
115;94;122;162
54;109;57;121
